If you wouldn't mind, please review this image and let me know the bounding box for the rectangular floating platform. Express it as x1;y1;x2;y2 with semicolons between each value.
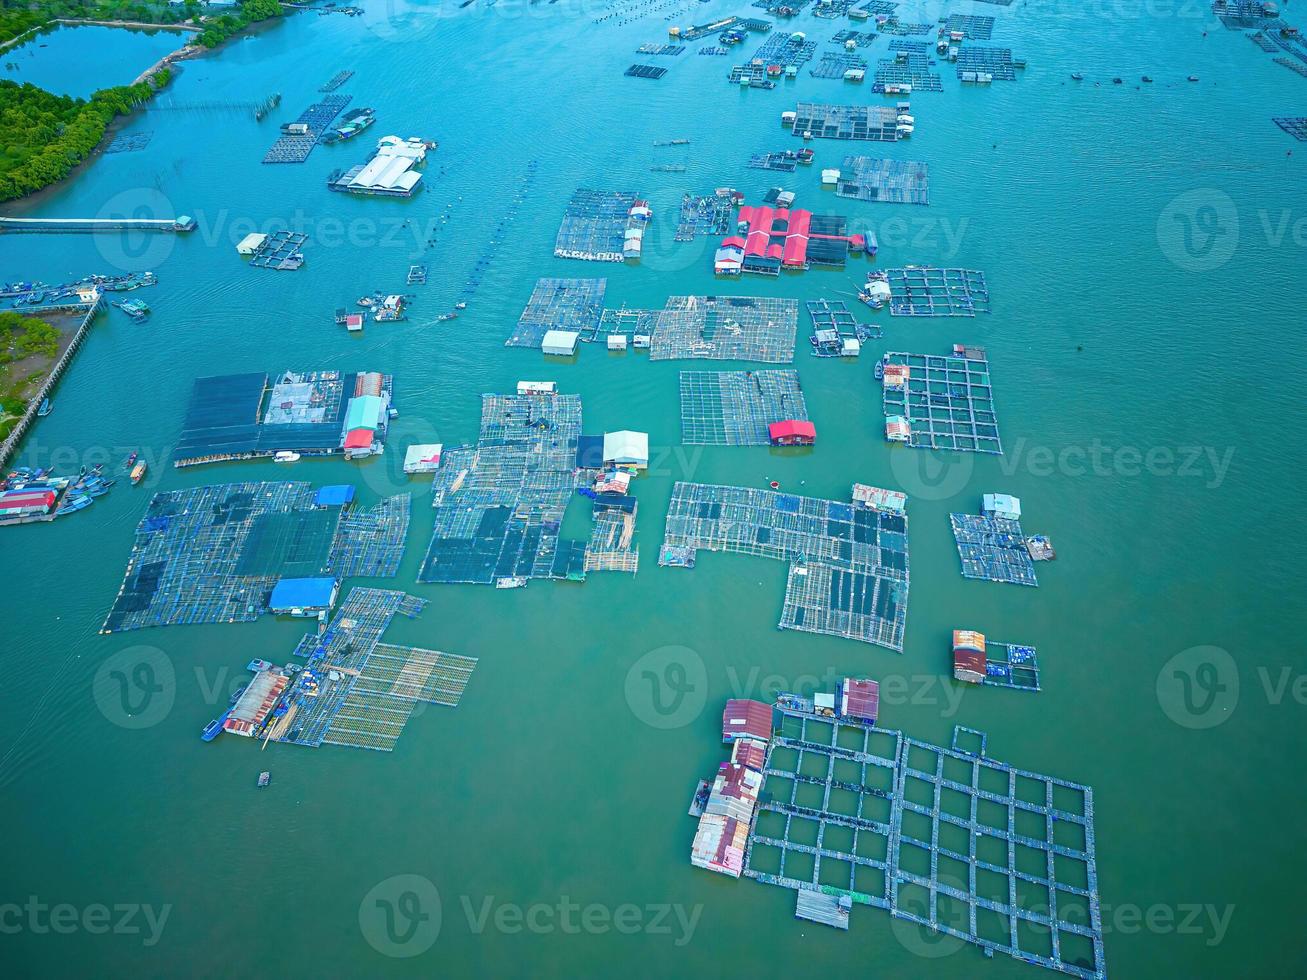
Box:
508;277;607;348
810;52;869;79
406;264;427;285
791;102;904;141
743;711;1105;978
752;0;811;14
830;30;877;46
661;482;909;651
699;46;729;56
100;483;408;633
637;43;685;55
751;33;818;67
583;508;639;574
943;14;996;39
748;151;801;172
1273;116;1307;140
885;267;990;317
728;64;778;89
679;369;808;445
676;193;734;241
104;132;153;154
262;95;351;164
625;64;668;79
887;40;929;54
880;345;1002;454
873;53;943;92
248;231;308;271
649;295;799;363
805;298;881;358
879;19;934;35
553;188;641;263
1274;56;1307;77
836;157;929;204
982;639;1041;691
956;46;1018;81
856;0;898;12
811;0;860;18
950;512;1039;586
319;70;354;92
588;306;660;344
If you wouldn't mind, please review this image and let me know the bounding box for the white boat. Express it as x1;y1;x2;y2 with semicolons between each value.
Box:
274;451;301;463
495;577;528;590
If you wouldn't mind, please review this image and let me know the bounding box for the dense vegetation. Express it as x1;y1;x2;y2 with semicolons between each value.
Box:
0;77;161;201
0;310;60;362
0;0;283;49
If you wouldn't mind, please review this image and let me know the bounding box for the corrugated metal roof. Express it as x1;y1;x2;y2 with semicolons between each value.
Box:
722;699;773;741
840;678;879;721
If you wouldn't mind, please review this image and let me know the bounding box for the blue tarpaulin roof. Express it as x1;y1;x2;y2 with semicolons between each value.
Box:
314;484;356;507
269;577;337;611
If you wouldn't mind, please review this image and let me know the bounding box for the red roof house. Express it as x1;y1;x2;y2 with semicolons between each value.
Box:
768;419;816;446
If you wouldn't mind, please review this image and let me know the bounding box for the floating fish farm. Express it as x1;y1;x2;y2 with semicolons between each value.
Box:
979;640;1041;692
880;345;1002;454
830;30;877;46
660;482;909;651
836;157;929;204
728;64;777;89
637;43;684;55
957;47;1019;81
748;149;812;172
250;588;477;753
790;103;905;142
874;53;943;92
879;18;934;36
247;231;308;271
751;32;819;68
588;306;661;345
806;298;879;356
944;14;996;40
881;267;991;317
100;482;409;633
104;132;153;154
812;0;861;17
950;513;1039;587
1213;0;1275;28
319;69;354;92
262;95;351;163
553;188;644;262
507;277;607;348
676;193;734;241
173;369;393;466
418;392;636;585
649;295;799;363
810;52;868;79
626;63;668;79
741;705;1104;978
1273;117;1307;141
678;370;808;445
1274;56;1307;78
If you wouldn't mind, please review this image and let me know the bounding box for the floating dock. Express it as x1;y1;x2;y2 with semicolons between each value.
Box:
507;277;606;348
790;102;905;141
649;295;799;363
246;231;307;270
944;13;996;39
875;267;991;317
957;47;1019;81
625;63;668;79
678;370;808;445
660;482;909;651
874;52;944;92
262;95;351;164
553;188;644;263
950;512;1040;586
0;216;194;234
879;345;1002;454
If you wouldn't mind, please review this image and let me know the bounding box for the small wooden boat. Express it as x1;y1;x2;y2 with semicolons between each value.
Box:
273;451;301;463
1070;72;1083;81
130;461;148;485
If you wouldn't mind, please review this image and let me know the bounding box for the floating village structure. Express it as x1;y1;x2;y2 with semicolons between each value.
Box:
688;694;1105;978
173;369;393;467
715;203;868;275
328;135;431;197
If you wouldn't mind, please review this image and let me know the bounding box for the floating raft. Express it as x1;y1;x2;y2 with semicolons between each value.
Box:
982;639;1041;691
508;277;606;348
880;345;1002;454
675;193;733;241
748;150;802;172
649;295;799;363
248;231;307;270
943;13;995;39
660;482;909;651
625;63;668;79
678;369;808;445
406;264;427;285
1273;116;1307;141
319;70;354;92
810;52;868;79
104;132;152;154
262;95;351;164
100;482;409;634
950;512;1039;586
728;64;777;89
553;188;641;263
699;46;729;56
830;29;877;46
807;298;879;355
637;43;684;56
1275;56;1307;78
836;157;929;204
956;47;1018;81
873;53;943;92
744;710;1105;978
811;0;860;18
790;102;904;141
884;267;990;316
751;33;818;67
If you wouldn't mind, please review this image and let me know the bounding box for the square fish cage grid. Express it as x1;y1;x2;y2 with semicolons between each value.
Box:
810;52;869;79
949;513;1039;586
678;370;809;445
553;189;640;263
507;277;607;348
881;348;1002;454
873;54;944;92
944;14;996;40
956;47;1017;81
885;267;990;316
650;296;799;363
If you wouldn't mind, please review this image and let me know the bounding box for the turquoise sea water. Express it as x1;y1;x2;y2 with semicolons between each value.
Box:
1;24;188;97
1;3;1305;976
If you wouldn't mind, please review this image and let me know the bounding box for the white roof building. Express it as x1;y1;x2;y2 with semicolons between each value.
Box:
541;330;579;356
403;444;443;474
982;493;1021;521
603;430;649;468
237;232;267;255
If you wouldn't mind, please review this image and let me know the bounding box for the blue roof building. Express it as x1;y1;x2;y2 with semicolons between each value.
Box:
268;577;339;615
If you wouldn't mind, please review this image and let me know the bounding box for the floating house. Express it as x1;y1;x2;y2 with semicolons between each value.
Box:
223;668;290;737
724;204;866;275
603;430;649;469
851;483;907;516
768;419;816;446
541;330;580;356
236;232;267;256
268;577;339;617
722;698;773;743
690;814;750;877
885;415;911;442
403;444;443;474
0;487;57;519
953;629;987;684
327;135;428;198
982;492;1022;521
517;380;557;395
838;677;879;723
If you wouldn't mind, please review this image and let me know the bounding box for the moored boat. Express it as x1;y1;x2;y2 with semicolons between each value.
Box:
130;461;148;485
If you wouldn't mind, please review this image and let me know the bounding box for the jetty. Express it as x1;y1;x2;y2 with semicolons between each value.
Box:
0;216;195;234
